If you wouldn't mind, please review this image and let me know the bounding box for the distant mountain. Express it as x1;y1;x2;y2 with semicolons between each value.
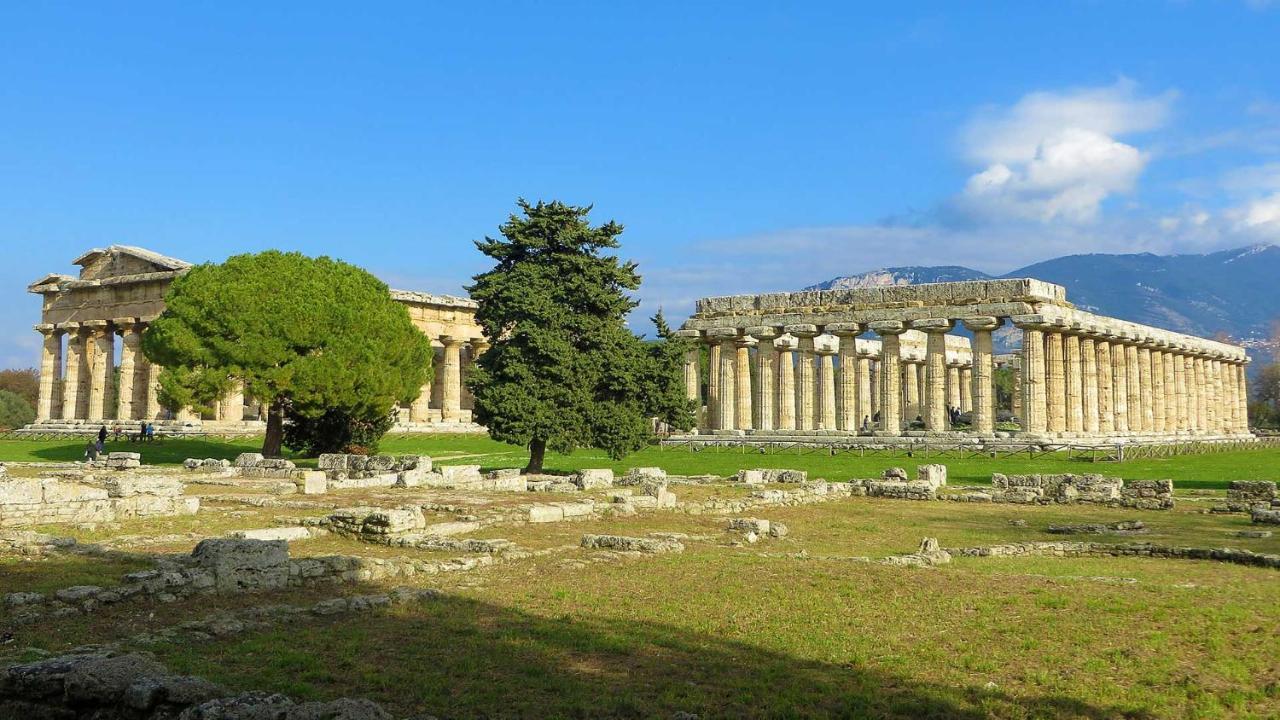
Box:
807;244;1280;344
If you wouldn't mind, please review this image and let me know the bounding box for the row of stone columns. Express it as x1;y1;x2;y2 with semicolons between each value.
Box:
406;336;488;424
35;320;166;423
685;315;1249;438
1013;317;1249;437
687;321;979;435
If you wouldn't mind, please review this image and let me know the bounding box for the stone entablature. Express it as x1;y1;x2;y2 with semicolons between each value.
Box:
677;278;1251;442
27;245;488;430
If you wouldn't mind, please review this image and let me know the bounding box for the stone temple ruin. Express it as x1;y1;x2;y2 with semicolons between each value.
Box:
673;278;1251;445
24;245;488;434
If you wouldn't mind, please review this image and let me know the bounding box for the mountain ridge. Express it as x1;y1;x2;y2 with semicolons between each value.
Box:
805;243;1280;344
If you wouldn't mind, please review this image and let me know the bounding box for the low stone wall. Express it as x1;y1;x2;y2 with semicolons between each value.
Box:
0;652;393;720
580;534;684;553
945;474;1174;509
735;468;808;484
0;474;198;528
948;540;1280;569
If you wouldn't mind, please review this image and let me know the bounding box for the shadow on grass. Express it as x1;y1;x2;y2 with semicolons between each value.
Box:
19;438;277;465
156;590;1152;720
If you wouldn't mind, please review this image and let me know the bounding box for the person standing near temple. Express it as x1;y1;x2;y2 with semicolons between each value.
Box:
97;424;107;445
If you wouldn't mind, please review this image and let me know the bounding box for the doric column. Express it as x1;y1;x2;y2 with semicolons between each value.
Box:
902;358;920;422
774;334;798;430
1191;355;1206;433
1095;337;1114;434
1150;346;1166;433
1211;357;1224;433
35;324;62;422
1137;344;1154;434
84;321;111;422
946;364;961;414
959;366;973;413
1111;338;1129;433
828;323;863;432
114;319;141;421
1011;362;1023;419
1222;358;1237;433
707;341;721;429
787;324;819;431
440;335;464;422
734;335;755;430
142;354;163;421
1080;334;1099;435
1161;349;1176;434
1126;343;1143;433
219;380;245;423
60;323;84;420
705;329;738;431
1172;349;1187;432
672;330;702;418
1044;328;1066;433
814;335;838;430
962;317;999;436
1238;362;1251;432
869;321;906;435
869;359;880;417
915;362;927;418
1063;331;1084;434
856;350;874;432
1012;317;1047;434
914;319;954;432
1185;354;1200;432
747;327;779;431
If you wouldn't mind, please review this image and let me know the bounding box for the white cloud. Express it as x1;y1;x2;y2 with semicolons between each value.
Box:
958;80;1176;222
1229;193;1280;237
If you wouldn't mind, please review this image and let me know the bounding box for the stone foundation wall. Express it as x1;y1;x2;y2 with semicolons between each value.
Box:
0;474;197;528
944;473;1175;509
0;652;394;720
948;540;1280;569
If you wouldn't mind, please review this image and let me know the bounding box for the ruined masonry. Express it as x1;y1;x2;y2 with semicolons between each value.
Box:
24;245;488;433
674;278;1250;444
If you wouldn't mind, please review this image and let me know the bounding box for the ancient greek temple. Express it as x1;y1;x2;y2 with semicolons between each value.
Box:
674;278;1251;444
25;246;487;433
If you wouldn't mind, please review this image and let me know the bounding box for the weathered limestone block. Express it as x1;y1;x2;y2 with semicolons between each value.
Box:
1250;507;1280;525
40;479;110;503
1046;520;1145;535
330;507;426;536
1120;480;1174;510
0;479;45;505
736;468;807;484
234;453;265;468
528;504;563;523
422;520;482;536
580;534;683;553
882;467;909;481
917;464;947;489
1229;481;1277;503
106;452;141;470
437;465;482;486
191;539;290;592
232;527;311;542
256;458;295;471
867;480;937;501
560;500;595;518
620;467;667;486
298;471;327;495
103;476;183;498
574;469;614;490
113;495;200;519
317;453;349;471
728;518;771;534
480;469;525;492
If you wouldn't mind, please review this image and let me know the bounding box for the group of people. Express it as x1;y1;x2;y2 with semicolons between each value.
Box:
82;422;157;461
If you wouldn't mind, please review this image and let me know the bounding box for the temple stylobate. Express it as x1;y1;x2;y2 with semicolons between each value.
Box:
674;278;1251;444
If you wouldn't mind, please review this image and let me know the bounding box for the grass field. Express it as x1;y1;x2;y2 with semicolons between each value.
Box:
4;432;1280;717
4;432;1280;490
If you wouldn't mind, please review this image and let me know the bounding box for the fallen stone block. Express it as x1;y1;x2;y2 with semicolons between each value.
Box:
917;464;947;488
1252;507;1280;525
620;467;666;486
528;505;563;523
574;469;614;490
234;453;265;468
727;518;770;535
580;534;683;553
232;527;311;542
191;538;290;592
298;471;327;495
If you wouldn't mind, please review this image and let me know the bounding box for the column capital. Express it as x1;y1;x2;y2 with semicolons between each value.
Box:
783;323;819;338
813;335;838;355
671;329;701;340
824;322;864;337
705;327;739;341
910;318;955;333
868;320;907;336
439;334;465;347
744;325;780;340
774;334;799;351
734;336;758;349
57;321;82;332
81;320;109;332
1011;314;1050;330
470;338;490;351
960;316;1001;332
34;323;58;335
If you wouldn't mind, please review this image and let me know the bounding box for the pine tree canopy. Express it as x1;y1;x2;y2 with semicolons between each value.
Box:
142;251;432;455
466;200;694;471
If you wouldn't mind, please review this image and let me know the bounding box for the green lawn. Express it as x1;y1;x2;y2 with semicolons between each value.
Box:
4;433;1277;490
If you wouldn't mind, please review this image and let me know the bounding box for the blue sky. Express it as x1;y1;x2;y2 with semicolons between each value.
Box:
3;1;1279;367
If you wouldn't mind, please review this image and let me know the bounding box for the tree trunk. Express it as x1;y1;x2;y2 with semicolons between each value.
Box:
524;438;546;474
262;401;286;458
